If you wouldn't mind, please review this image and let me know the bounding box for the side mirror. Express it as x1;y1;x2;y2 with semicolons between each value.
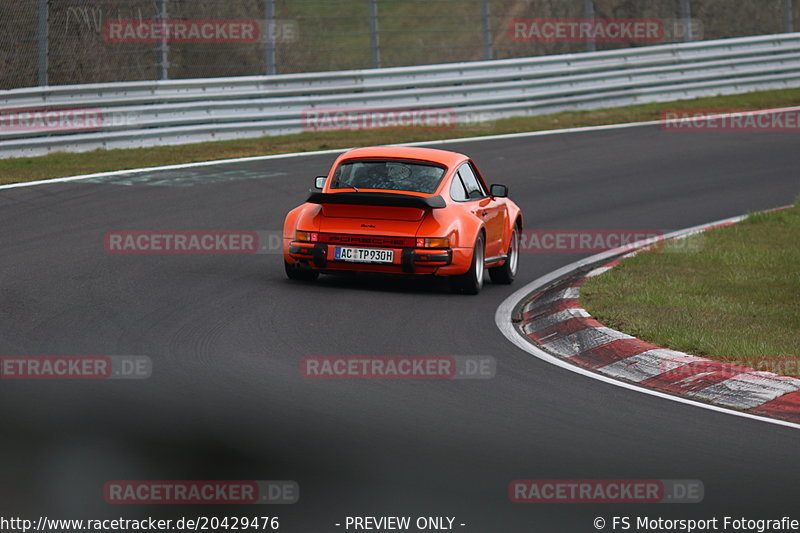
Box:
490;184;508;198
314;176;326;190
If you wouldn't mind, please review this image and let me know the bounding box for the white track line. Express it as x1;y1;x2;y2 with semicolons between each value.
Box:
3;105;800;191
0;148;350;191
495;212;800;431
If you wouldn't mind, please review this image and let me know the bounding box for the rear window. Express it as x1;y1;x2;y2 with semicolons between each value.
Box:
330;159;446;194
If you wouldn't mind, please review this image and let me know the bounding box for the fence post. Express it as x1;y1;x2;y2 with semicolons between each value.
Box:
157;0;169;80
481;0;492;60
38;0;48;85
680;0;693;41
368;0;381;68
584;0;595;52
266;0;277;75
785;0;794;33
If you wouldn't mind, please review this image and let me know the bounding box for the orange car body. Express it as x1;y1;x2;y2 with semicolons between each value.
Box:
283;146;523;289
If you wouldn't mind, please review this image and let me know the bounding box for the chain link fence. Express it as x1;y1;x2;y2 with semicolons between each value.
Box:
1;0;796;90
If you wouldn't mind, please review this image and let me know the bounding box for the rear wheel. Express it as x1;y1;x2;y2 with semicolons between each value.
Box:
488;226;519;285
450;234;484;295
284;260;319;281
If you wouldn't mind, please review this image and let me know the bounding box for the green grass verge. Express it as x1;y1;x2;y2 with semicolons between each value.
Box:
581;200;800;376
2;88;800;185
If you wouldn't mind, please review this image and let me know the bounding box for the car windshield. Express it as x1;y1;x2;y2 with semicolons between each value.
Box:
330;159;446;194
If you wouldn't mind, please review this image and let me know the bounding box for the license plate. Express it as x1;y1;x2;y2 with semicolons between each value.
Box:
334;247;394;264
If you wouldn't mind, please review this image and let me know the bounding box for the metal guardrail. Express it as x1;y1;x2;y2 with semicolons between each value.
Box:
1;33;800;158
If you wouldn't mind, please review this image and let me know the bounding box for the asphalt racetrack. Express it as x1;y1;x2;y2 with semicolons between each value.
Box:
1;117;798;531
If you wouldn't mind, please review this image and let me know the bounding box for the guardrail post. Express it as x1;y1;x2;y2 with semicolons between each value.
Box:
38;0;48;85
481;0;492;60
368;0;381;68
583;0;596;52
680;0;693;41
785;0;794;32
266;0;277;75
157;0;169;80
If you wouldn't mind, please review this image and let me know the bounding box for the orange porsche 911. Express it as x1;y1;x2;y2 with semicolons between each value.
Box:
283;146;523;294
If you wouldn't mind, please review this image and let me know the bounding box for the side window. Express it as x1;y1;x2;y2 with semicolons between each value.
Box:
449;174;468;201
457;163;486;200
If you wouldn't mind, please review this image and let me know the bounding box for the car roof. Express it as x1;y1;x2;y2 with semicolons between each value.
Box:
334;146;469;168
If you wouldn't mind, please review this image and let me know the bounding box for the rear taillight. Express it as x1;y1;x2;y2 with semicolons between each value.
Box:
416;237;450;248
296;231;319;242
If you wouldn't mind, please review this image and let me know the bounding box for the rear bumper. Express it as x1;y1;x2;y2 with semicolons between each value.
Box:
286;240;467;275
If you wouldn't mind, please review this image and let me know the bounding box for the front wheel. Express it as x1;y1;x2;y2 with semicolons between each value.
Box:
488;227;519;285
285;260;319;281
450;234;485;295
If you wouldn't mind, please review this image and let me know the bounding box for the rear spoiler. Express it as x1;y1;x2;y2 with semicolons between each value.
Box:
306;191;446;209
